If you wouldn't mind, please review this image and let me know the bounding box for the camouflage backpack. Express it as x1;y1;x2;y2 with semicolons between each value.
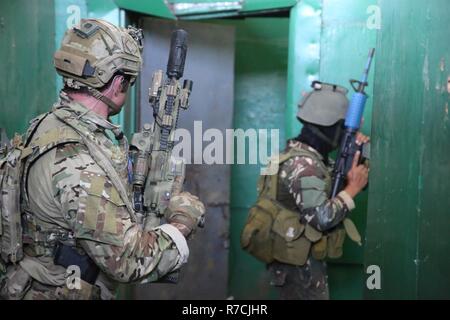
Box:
0;131;28;272
240;147;361;266
0;114;84;274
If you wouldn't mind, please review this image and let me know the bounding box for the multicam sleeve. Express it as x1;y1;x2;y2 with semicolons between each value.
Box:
51;143;188;283
279;156;355;232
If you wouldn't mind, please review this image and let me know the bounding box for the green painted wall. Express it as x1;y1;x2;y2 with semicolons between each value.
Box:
0;0;133;140
228;18;289;299
364;0;450;299
0;0;56;137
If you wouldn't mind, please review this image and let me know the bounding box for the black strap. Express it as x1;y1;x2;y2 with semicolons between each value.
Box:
86;87;121;114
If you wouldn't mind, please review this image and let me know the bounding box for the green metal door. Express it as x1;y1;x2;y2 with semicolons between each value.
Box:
364;0;450;299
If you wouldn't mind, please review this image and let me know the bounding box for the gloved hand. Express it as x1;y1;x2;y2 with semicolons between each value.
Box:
165;192;205;238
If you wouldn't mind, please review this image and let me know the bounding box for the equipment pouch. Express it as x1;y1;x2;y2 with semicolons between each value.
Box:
240;199;275;264
311;236;328;260
326;227;347;259
271;209;310;266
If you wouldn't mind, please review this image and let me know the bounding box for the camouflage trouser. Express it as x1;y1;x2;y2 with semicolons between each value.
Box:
23;280;101;300
268;257;329;300
0;264;101;300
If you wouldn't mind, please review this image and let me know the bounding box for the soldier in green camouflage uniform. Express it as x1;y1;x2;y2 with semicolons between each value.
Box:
268;82;369;300
0;19;205;300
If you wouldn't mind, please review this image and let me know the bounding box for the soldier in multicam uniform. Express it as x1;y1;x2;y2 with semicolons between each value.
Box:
0;19;205;300
267;82;369;300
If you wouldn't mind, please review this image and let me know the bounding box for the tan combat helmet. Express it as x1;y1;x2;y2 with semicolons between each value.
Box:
297;81;349;126
54;18;143;90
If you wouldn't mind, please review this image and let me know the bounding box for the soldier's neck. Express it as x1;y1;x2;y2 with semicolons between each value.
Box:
67;92;109;119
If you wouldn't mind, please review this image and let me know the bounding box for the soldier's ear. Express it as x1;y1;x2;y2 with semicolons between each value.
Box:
109;75;125;96
119;76;131;93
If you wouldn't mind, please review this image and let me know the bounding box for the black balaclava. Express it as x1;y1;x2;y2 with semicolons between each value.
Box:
295;120;344;164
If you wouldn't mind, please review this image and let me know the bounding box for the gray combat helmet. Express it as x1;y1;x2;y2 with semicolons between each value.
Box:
297;81;349;126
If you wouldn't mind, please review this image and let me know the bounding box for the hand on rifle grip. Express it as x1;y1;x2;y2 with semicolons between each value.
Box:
344;151;369;199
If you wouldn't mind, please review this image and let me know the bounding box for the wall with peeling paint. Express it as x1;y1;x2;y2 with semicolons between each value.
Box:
0;0;132;139
364;0;450;299
0;0;56;137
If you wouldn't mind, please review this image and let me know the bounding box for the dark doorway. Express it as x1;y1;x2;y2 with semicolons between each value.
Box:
133;17;235;299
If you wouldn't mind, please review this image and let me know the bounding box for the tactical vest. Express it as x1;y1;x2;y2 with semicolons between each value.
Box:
240;145;361;266
0;101;136;270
